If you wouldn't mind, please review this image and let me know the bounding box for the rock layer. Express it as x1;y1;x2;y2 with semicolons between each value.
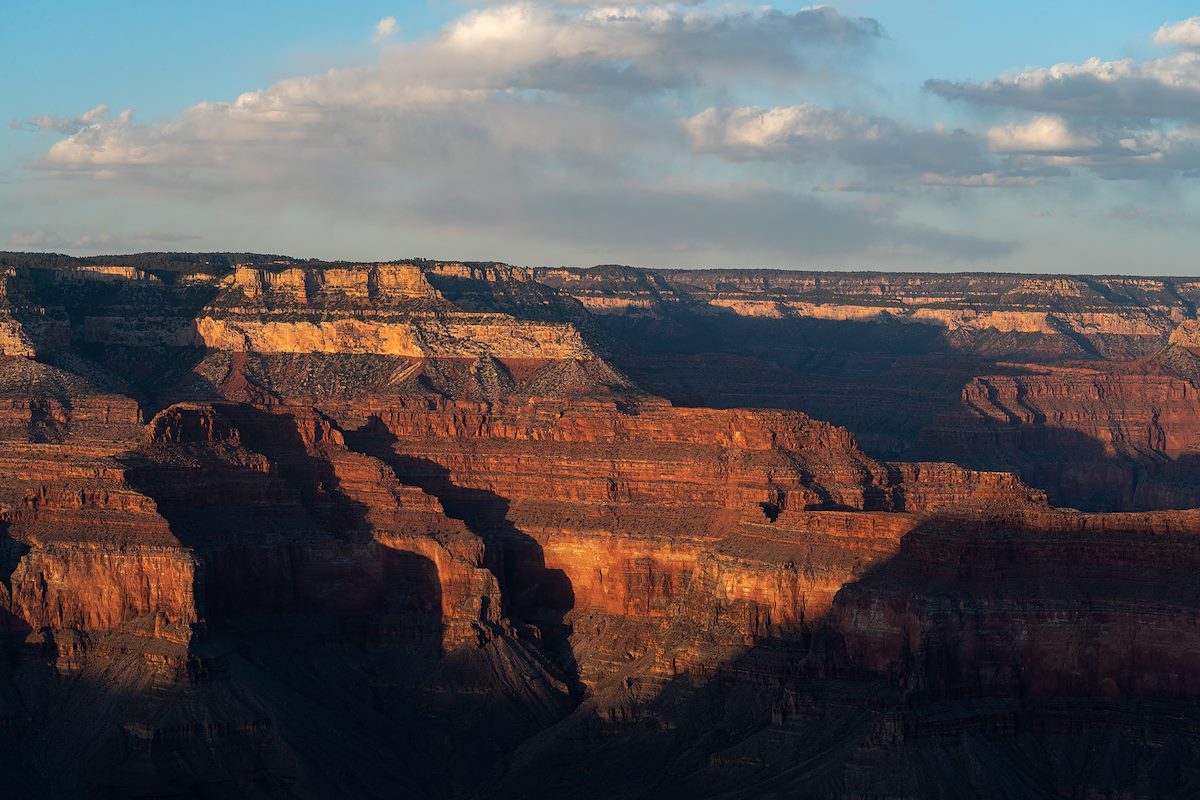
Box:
0;252;1197;797
536;265;1200;510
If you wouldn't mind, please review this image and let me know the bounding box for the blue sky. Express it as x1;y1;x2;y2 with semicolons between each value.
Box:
3;1;1200;273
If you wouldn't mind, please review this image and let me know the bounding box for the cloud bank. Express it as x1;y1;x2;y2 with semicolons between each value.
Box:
924;17;1200;182
19;6;1200;267
22;2;1010;265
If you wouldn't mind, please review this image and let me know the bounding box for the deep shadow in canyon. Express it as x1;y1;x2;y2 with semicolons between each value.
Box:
66;404;579;797
592;311;1031;453
913;417;1200;511
483;513;1200;800
590;311;1200;512
342;415;581;692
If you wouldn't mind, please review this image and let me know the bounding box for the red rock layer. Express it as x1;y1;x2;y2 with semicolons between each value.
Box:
0;255;1197;796
915;363;1200;509
0;384;1195;797
827;508;1200;701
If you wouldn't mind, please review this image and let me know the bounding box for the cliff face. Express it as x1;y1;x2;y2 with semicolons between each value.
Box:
0;397;1183;799
66;262;593;361
912;362;1200;510
535;265;1200;511
537;268;1197;357
0;252;1198;797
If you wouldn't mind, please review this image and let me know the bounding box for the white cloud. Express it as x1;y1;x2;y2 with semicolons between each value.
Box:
36;4;885;177
683;104;1047;187
926;53;1200;119
69;232;114;249
683;105;872;154
986;115;1100;153
16;3;1019;265
373;16;398;42
993;122;1200;180
1154;17;1200;49
550;0;704;5
914;172;1041;187
925;18;1200;181
6;229;199;253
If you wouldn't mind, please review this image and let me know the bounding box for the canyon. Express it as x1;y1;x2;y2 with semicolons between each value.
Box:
0;252;1199;798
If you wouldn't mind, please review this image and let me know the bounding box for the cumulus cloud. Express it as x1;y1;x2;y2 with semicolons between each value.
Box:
38;4;885;174
986;118;1200;180
1155;17;1200;49
925;18;1200;181
31;3;885;183
683;104;1052;188
551;0;704;5
986;115;1100;153
373;16;398;42
6;229;112;250
925;53;1200;120
979;117;1200;177
913;172;1042;187
436;3;882;92
684;105;876;155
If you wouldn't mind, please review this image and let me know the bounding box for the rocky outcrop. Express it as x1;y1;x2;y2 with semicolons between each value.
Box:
189;313;592;358
0;380;1076;796
228;263;443;304
1168;317;1200;350
62;263;594;360
912;362;1200;510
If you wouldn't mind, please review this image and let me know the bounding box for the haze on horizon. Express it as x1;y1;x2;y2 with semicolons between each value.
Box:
2;1;1199;275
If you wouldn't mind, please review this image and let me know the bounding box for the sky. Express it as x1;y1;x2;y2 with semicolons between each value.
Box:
3;1;1200;274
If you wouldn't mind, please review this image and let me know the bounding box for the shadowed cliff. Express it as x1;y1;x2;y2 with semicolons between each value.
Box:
483;510;1200;799
343;415;581;693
